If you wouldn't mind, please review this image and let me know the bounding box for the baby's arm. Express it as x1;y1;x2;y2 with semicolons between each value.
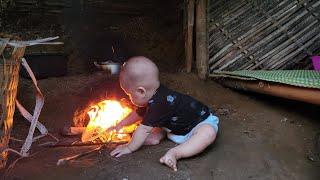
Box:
114;111;141;130
110;124;153;157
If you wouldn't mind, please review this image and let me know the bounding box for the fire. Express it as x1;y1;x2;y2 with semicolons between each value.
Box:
81;99;138;143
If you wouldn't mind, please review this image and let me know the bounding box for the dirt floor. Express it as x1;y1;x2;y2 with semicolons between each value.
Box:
0;72;319;180
1;0;320;179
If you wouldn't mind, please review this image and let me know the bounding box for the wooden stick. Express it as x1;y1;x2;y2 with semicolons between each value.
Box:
61;126;85;136
185;0;195;73
196;0;208;80
45;140;126;148
56;145;104;166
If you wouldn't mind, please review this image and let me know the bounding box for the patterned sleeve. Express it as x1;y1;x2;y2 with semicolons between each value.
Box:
135;104;164;127
140;101;171;127
136;107;147;117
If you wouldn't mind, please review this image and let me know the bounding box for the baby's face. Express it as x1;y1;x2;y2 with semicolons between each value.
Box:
120;76;148;107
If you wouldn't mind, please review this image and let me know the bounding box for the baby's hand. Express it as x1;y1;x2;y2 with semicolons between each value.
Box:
107;124;122;132
110;144;132;158
105;124;122;133
114;124;123;131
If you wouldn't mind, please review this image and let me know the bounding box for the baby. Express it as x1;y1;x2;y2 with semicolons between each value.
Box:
110;56;219;171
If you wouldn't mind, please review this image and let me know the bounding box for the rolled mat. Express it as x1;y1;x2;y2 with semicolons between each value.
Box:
210;70;320;89
210;70;320;105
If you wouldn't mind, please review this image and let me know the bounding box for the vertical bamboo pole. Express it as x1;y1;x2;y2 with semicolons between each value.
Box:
185;0;195;72
196;0;208;80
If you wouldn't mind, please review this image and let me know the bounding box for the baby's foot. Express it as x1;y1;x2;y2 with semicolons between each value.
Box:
159;150;178;171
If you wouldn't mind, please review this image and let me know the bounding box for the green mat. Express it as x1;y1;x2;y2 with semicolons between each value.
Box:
210;70;320;89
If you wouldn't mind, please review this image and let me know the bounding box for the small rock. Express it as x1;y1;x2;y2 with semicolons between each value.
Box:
281;117;288;122
216;108;230;116
307;152;319;162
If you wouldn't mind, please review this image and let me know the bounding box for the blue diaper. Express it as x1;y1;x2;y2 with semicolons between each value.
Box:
165;114;219;144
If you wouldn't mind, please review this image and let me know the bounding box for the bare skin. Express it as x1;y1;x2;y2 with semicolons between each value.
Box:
110;56;217;171
144;127;166;145
113;111;166;145
159;124;216;171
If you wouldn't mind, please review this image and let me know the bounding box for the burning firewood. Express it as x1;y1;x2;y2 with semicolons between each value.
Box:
61;126;85;136
79;99;138;143
55;99;139;166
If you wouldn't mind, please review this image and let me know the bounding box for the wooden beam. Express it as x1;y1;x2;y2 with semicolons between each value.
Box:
196;0;208;80
185;0;195;73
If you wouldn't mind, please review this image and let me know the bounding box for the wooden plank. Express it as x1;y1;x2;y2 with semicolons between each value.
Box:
185;0;195;72
196;0;208;79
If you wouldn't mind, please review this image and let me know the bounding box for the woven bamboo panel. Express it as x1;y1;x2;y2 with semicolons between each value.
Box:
0;43;25;168
208;0;320;72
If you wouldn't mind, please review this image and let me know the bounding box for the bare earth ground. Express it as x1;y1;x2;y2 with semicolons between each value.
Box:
1;1;320;179
0;72;319;180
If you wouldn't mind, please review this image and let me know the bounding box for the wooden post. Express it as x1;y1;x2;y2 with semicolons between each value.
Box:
185;0;195;72
0;41;25;168
196;0;208;80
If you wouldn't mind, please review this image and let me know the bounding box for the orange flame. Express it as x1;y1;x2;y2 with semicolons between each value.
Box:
81;100;137;142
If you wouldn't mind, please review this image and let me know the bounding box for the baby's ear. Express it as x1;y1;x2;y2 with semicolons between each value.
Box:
137;87;146;95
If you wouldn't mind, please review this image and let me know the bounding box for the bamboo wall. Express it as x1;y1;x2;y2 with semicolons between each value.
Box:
208;0;320;72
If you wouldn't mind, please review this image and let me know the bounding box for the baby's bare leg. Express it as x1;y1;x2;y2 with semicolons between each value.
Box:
160;124;216;171
144;127;166;145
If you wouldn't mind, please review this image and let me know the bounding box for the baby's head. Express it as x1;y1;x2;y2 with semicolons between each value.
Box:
120;56;160;107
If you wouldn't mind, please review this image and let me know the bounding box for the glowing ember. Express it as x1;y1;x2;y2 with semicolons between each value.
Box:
81;100;137;142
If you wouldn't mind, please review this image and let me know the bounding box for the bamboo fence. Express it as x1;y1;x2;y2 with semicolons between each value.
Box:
208;0;320;72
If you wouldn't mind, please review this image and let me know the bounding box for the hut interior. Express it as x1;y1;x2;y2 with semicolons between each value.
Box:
0;0;319;179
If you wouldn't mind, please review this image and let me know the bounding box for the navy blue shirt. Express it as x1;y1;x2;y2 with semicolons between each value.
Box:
136;84;211;135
